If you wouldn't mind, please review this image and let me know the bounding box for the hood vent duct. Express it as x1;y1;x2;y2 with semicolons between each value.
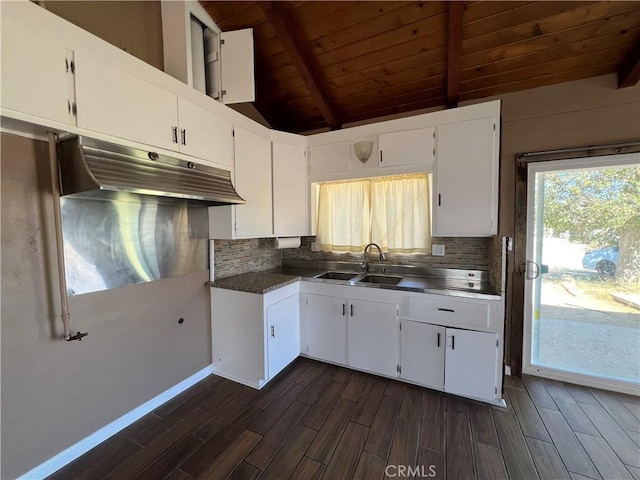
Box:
57;136;245;207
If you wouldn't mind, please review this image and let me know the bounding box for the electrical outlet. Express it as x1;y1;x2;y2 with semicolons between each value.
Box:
311;241;319;252
432;244;445;256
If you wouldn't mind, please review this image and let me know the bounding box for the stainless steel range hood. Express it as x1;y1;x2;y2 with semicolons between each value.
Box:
57;136;245;206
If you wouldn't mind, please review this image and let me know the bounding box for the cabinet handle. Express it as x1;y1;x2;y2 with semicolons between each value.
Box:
438;308;455;313
380;150;383;163
172;126;178;144
270;325;275;337
451;335;455;350
181;128;186;146
437;333;440;347
438;194;442;206
350;304;354;317
342;304;346;316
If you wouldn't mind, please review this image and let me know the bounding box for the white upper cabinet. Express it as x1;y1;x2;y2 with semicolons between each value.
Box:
309;142;351;176
74;53;234;168
433;117;498;237
177;97;233;168
1;21;74;126
209;126;273;239
75;53;179;151
161;2;255;104
220;29;255;104
378;128;435;168
272;139;308;237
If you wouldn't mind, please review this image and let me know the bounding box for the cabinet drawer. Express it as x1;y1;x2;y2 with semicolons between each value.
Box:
407;295;491;331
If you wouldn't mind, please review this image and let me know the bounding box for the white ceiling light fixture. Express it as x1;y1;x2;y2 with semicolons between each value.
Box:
354;141;373;164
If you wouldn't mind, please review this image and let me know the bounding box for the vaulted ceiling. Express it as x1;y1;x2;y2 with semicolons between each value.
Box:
201;1;640;133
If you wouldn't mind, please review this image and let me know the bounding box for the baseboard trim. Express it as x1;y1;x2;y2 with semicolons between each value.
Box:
17;365;213;480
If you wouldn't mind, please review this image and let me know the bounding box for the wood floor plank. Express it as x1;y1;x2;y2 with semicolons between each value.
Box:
164;469;193;480
505;386;551;442
196;429;262;480
420;390;445;453
399;385;424;423
250;365;300;410
624;402;640;422
445;394;468;417
198;382;254;418
352;376;387;427
353;451;387;480
306;397;357;464
332;368;352;383
475;442;508;480
468;400;499;448
504;375;526;390
564;383;599;406
153;375;221;418
629;466;640;480
522;375;558;410
194;387;259;441
591;388;640;433
580;402;640;468
626;429;640;448
324;422;369;480
416;447;444;480
576;431;634;480
364;394;402;458
570;473;598;480
446;405;475;480
260;424;316;480
109;408;212;480
537;407;601;478
342;371;369;403
301;381;344;430
226;462;260;480
387;418;421;479
244;401;310;470
291;358;324;386
492;408;540;480
543;382;601;437
135;434;202;480
297;365;339;405
249;382;305;435
384;379;406;399
291;456;325;480
179;405;262;478
525;436;571;480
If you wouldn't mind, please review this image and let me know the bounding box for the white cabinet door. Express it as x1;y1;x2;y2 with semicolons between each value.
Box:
445;328;498;401
347;299;398;378
177;97;234;168
75;54;179;151
309;142;351;176
234;127;273;237
433;117;497;236
220;29;255;104
273;141;308;236
267;294;300;379
302;294;348;365
378;128;435;168
400;320;445;390
1;21;71;125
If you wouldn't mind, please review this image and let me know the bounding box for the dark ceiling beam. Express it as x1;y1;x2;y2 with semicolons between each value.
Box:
618;39;640;88
446;1;464;108
259;1;341;129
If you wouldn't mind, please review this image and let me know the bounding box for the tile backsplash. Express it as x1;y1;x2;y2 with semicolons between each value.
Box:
282;237;492;270
213;238;282;279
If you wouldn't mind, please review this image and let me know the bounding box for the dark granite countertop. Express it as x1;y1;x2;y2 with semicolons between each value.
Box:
210;271;301;294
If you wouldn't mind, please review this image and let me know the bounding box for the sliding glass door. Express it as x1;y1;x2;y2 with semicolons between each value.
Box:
523;154;640;393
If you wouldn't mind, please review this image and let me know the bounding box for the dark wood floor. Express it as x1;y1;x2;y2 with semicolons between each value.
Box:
48;358;640;480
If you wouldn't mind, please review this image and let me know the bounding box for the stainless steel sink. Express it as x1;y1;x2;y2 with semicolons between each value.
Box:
357;274;403;286
315;271;359;281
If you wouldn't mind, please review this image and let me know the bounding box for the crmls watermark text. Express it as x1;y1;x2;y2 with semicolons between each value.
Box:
385;465;437;478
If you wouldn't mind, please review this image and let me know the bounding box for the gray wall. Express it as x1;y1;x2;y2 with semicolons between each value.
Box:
1;134;211;479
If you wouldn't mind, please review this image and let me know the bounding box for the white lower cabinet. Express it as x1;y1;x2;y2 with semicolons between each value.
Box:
211;284;299;389
444;328;499;401
301;294;348;365
348;299;398;378
400;321;445;390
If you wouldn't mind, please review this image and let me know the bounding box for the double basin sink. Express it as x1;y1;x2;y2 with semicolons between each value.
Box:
316;271;403;286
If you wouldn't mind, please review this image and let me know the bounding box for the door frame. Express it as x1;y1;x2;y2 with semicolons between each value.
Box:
510;142;640;388
521;154;640;395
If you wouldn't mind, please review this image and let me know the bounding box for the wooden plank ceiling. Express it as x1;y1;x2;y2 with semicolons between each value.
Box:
201;1;640;133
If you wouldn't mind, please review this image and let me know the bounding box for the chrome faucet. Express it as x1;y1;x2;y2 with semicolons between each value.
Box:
361;243;386;272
